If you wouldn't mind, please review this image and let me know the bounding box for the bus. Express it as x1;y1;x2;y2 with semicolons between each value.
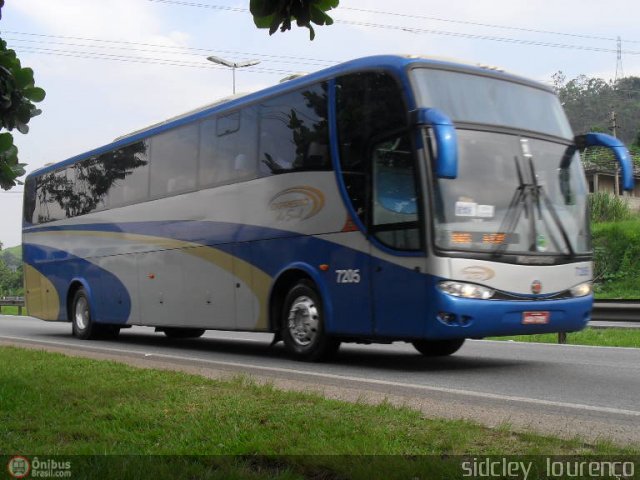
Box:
22;55;634;361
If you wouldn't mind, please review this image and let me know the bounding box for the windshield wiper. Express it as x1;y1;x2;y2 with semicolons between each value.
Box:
492;156;531;258
492;156;576;259
529;157;575;258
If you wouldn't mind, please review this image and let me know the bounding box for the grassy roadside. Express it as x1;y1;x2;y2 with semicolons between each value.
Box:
488;327;640;348
0;305;21;315
0;346;636;479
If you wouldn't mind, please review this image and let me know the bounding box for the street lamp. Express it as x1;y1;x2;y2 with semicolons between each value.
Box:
206;55;261;95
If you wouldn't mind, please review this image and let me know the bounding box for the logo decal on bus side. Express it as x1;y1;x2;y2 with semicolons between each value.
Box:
269;186;325;221
460;266;495;281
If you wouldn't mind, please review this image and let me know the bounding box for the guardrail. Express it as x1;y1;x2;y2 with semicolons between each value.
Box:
590;300;640;323
0;296;24;315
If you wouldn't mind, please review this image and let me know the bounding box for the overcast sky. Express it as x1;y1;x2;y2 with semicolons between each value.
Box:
1;0;639;248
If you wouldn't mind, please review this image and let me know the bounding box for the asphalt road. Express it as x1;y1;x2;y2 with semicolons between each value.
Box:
1;315;639;445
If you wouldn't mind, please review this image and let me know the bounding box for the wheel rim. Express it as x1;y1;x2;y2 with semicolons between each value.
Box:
287;295;319;347
75;296;89;330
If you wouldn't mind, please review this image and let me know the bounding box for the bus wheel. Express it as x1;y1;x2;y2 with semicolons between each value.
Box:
281;280;340;361
412;339;465;357
163;328;205;339
71;288;100;340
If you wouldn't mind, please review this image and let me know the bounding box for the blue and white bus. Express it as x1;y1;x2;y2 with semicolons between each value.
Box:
22;55;634;360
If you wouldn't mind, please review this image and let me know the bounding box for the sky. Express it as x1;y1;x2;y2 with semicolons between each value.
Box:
1;0;639;248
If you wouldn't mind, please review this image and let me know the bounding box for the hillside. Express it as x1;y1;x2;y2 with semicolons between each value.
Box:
4;245;21;260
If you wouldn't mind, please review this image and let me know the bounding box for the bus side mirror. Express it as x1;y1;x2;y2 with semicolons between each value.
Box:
411;108;458;179
575;132;634;191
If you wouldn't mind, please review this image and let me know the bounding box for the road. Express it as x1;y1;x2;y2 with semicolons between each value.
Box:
1;315;639;445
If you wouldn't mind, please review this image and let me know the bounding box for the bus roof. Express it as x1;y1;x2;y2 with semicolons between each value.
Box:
26;54;552;180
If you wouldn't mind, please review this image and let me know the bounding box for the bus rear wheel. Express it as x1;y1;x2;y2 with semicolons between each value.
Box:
71;288;119;340
412;338;465;357
281;280;340;362
162;328;205;339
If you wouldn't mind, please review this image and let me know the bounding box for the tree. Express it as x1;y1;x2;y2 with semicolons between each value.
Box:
0;1;45;190
554;71;640;145
250;0;339;40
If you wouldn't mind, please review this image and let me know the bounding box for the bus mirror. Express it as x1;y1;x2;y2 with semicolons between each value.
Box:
575;132;634;191
412;108;458;179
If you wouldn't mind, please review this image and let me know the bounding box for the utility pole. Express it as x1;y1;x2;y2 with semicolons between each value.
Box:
610;110;621;195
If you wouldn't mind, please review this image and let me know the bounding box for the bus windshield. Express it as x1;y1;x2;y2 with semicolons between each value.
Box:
411;68;573;139
430;130;590;257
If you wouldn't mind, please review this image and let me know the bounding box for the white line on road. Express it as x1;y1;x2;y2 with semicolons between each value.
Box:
2;333;639;418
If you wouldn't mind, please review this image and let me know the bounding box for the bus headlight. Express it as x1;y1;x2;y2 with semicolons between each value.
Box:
570;282;592;297
438;281;494;300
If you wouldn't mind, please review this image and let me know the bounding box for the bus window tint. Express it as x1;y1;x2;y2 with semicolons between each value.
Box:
212;107;258;184
371;134;421;250
258;83;330;176
336;71;408;224
105;141;150;208
150;124;198;197
34;169;68;223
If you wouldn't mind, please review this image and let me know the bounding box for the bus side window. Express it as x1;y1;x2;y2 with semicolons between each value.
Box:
215;107;258;184
258;83;330;176
105;141;150;208
150;124;198;197
336;71;408;225
370;134;421;251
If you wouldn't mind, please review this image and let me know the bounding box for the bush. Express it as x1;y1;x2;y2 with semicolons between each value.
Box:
592;220;640;299
588;192;634;223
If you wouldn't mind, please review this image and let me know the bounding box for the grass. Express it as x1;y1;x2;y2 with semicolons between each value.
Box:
488;327;640;348
0;305;22;315
0;347;636;479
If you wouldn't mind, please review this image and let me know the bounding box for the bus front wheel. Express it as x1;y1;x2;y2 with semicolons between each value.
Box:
281;280;340;361
412;338;465;357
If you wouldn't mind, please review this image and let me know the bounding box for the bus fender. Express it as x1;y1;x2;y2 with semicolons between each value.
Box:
67;277;96;322
271;262;335;333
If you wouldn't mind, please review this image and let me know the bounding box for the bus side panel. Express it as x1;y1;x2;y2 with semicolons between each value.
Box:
23;242;132;324
251;234;373;336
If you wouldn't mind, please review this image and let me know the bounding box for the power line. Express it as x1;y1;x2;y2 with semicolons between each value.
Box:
5;36;335;69
146;0;640;46
14;45;298;74
334;19;640;55
339;6;640;45
2;30;340;66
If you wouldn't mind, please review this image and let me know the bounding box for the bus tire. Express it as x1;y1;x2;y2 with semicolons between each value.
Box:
412;338;465;357
163;328;205;339
281;280;340;361
71;288;100;340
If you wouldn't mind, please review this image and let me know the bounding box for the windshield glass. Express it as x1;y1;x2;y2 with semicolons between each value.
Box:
411;68;573;139
432;130;590;256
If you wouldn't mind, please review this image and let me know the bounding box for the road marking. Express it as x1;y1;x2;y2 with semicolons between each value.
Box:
1;334;639;418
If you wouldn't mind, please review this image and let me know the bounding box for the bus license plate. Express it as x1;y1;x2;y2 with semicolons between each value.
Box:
522;311;550;325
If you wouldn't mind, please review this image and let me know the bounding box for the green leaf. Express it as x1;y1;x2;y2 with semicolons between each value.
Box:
249;0;275;17
14;67;34;89
23;87;46;102
16;121;29;134
0;132;13;153
254;12;275;28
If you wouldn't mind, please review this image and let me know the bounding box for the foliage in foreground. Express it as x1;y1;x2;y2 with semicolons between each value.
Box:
250;0;338;40
0;3;46;190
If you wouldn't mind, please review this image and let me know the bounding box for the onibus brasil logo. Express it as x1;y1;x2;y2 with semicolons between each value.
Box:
7;456;30;479
7;456;72;478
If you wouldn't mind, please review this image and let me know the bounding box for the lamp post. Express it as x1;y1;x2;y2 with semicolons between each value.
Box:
206;55;261;95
